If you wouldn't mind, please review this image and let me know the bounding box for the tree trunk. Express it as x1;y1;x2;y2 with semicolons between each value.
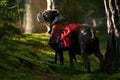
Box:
46;0;58;10
104;0;120;73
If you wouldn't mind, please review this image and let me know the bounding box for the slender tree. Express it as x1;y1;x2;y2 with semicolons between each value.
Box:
104;0;120;73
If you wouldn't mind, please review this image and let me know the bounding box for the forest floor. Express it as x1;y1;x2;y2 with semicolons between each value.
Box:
0;30;120;80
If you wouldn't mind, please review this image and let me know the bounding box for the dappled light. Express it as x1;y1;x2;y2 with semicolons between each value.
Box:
1;0;120;80
0;33;118;80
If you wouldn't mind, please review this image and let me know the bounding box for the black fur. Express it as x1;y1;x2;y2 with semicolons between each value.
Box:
49;27;103;73
37;10;103;73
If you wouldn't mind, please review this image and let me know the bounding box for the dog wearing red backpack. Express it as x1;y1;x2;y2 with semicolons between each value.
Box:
37;10;103;73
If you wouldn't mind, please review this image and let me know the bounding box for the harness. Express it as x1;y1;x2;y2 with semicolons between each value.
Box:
51;21;81;48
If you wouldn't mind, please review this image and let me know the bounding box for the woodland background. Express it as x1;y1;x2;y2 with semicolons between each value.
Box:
1;0;119;80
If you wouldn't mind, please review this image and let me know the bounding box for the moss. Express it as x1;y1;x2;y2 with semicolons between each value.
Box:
0;33;120;80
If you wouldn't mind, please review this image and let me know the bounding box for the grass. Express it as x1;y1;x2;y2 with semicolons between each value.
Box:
0;33;59;80
0;32;120;80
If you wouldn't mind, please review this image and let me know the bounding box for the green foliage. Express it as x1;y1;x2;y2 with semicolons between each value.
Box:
0;0;7;6
0;34;59;80
0;23;21;39
0;33;120;80
0;0;24;39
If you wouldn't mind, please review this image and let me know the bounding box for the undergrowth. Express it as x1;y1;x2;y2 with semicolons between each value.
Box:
0;34;60;80
0;33;120;80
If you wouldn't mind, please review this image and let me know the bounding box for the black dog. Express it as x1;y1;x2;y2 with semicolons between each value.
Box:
37;10;103;73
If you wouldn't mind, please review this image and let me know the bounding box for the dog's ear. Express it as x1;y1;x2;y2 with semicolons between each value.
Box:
42;10;58;22
37;12;44;23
